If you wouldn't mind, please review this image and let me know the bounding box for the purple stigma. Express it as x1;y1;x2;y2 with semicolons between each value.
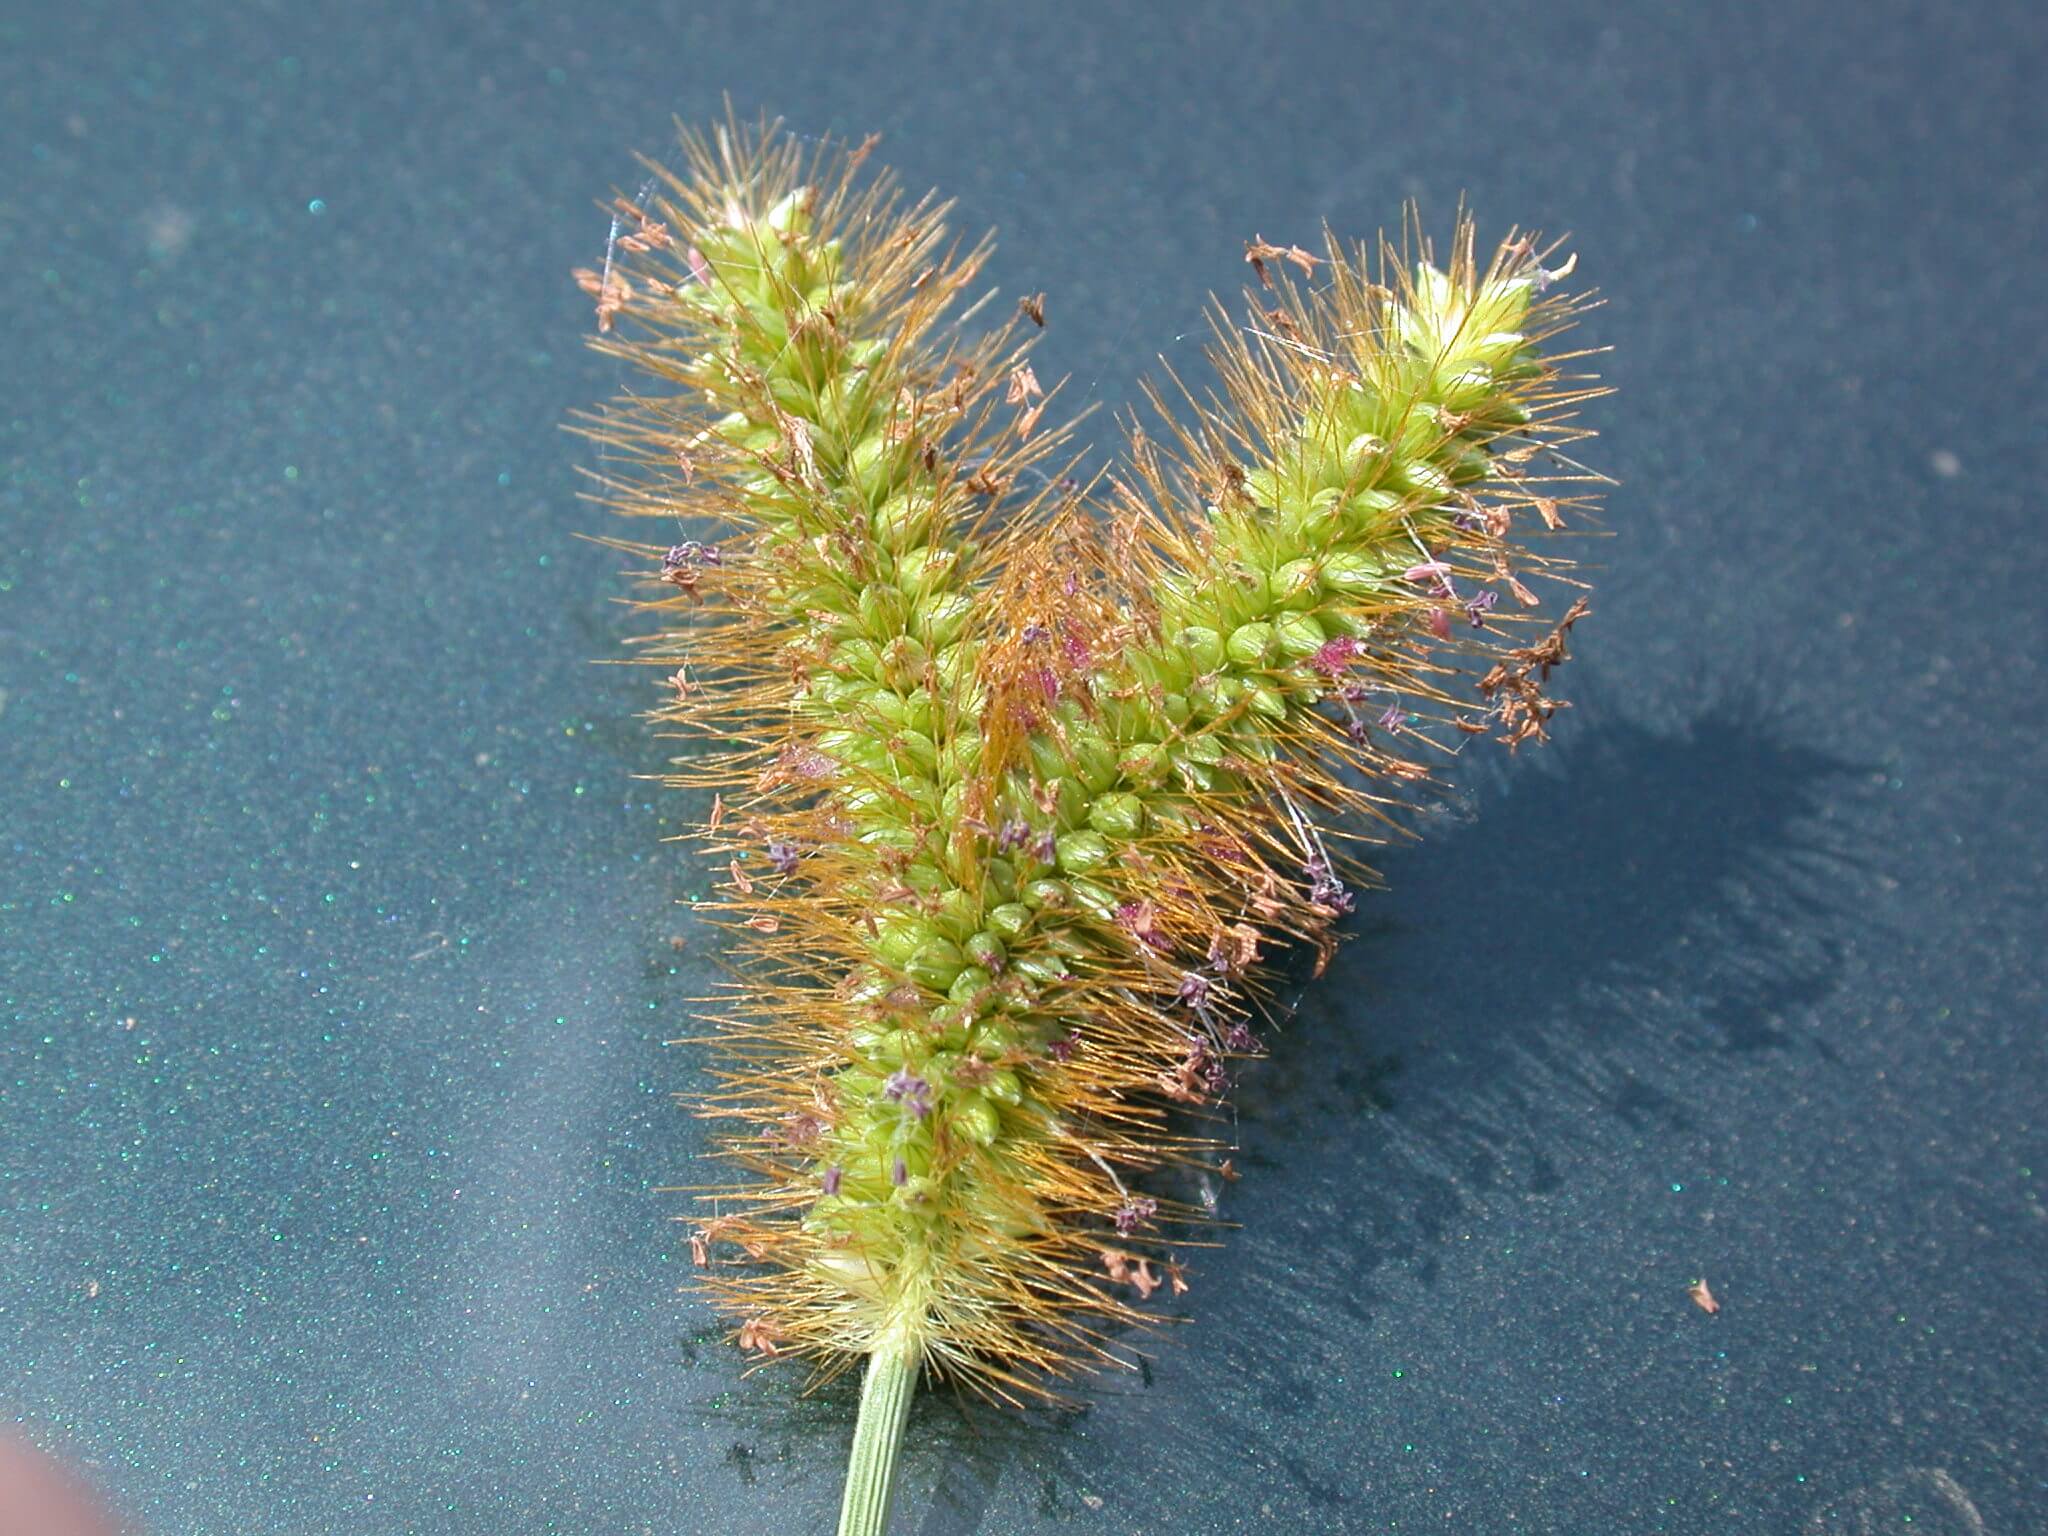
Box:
1309;636;1361;677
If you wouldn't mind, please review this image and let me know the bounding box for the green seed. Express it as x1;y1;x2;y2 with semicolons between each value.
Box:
1226;621;1276;668
1087;791;1145;838
1022;879;1069;910
906;938;965;990
1180;625;1225;673
955;1095;1001;1146
948;965;993;1004
1054;829;1111;874
986;903;1034;938
1273;612;1327;660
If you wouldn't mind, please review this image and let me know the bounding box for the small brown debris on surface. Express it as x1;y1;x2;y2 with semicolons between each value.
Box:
1688;1277;1721;1315
1018;292;1046;326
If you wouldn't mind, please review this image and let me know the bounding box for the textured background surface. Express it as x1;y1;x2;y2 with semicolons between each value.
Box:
3;2;2043;1532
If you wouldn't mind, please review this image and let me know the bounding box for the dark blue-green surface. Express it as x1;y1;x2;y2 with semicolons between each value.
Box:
3;3;2043;1532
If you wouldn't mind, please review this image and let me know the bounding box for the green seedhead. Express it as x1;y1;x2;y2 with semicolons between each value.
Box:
578;117;1606;1535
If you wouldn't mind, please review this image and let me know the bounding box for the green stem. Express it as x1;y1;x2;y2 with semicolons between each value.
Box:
837;1331;920;1536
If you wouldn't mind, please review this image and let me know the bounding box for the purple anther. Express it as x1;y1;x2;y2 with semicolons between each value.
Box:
662;539;719;572
821;1165;843;1197
1019;621;1049;644
1467;589;1498;628
891;1156;908;1187
1113;1197;1158;1235
1175;971;1211;1010
883;1070;932;1119
1190;1044;1229;1094
1031;829;1058;864
1047;1029;1081;1063
1305;856;1355;915
765;840;800;876
1224;1021;1260;1053
997;818;1032;852
1379;702;1406;730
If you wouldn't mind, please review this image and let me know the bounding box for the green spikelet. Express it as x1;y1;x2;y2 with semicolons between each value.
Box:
577;117;1606;1535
